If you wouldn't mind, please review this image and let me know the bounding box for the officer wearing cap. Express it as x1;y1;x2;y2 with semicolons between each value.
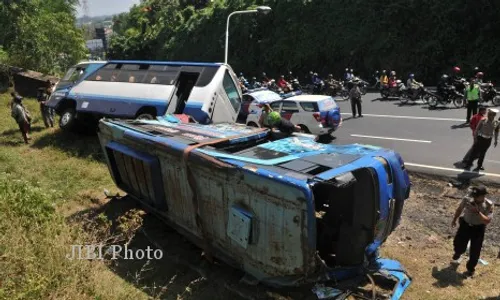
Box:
451;185;494;277
463;108;499;171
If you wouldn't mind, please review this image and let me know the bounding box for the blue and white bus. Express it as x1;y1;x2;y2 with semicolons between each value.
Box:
46;60;242;131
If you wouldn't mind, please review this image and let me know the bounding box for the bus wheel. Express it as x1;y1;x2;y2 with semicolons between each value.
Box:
59;107;76;131
136;113;154;120
299;125;310;133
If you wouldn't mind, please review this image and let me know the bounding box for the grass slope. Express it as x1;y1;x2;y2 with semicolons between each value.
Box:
0;94;147;300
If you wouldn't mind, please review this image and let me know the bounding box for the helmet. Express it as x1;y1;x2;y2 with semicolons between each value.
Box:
474;66;479;71
453;66;461;73
310;71;313;75
477;72;484;78
252;77;256;80
262;72;266;76
382;70;386;74
345;68;348;71
409;73;415;78
375;70;379;74
240;72;243;76
441;74;449;79
267;111;281;125
289;71;293;75
281;75;284;78
314;72;318;76
328;74;333;78
350;69;353;72
390;71;396;76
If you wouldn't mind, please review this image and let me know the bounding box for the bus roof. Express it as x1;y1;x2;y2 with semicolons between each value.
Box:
108;60;223;67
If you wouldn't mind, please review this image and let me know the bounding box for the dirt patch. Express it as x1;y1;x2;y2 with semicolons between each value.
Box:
68;174;500;300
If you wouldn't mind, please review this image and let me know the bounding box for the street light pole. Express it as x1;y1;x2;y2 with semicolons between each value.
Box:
224;6;272;65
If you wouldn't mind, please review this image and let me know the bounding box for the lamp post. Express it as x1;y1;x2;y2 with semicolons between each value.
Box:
224;6;272;65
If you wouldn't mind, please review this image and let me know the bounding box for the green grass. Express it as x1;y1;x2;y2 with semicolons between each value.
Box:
0;93;147;300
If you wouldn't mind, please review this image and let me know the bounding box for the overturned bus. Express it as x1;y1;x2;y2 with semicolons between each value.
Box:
97;115;412;299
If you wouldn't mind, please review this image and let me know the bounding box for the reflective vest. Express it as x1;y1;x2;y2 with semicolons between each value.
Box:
467;85;480;101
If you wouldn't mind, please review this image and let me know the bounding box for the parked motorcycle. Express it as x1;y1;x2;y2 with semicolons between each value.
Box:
380;80;405;99
427;85;464;108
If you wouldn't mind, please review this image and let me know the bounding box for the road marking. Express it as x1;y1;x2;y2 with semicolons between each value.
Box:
340;113;463;122
405;162;500;178
485;159;500;165
350;134;432;143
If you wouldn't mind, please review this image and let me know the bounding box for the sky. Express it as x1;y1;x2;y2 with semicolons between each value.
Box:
76;0;141;17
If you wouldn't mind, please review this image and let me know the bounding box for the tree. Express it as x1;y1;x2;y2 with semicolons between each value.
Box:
0;0;87;75
105;0;500;84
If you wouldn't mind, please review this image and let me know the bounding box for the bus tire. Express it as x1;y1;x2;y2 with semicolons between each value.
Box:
137;113;154;120
136;107;157;120
298;124;310;133
59;107;77;132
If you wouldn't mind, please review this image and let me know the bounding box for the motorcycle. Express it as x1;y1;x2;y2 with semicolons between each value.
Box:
312;79;326;94
290;78;302;92
427;85;464;108
325;79;344;98
479;82;500;106
380;80;405;99
400;83;430;104
354;78;369;95
266;79;281;93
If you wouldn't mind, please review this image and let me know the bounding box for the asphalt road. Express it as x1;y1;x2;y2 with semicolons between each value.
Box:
332;93;500;184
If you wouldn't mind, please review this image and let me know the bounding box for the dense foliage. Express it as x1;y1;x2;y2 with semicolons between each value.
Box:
108;0;500;84
0;0;87;75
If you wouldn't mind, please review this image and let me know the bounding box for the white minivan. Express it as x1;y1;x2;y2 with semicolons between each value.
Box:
245;94;342;135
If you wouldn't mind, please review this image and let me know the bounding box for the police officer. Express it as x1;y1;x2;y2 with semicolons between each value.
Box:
465;77;480;123
451;185;494;277
37;80;54;128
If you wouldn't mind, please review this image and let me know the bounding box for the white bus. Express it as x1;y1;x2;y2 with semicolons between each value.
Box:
46;60;242;131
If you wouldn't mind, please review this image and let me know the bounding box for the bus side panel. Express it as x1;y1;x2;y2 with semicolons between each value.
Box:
99;125;312;280
69;81;172;117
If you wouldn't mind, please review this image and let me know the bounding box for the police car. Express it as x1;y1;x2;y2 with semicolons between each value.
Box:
239;88;304;119
245;94;342;135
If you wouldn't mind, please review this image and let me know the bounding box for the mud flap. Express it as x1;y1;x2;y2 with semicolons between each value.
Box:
374;258;411;300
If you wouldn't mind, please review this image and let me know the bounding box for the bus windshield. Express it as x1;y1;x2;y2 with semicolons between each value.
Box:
61;65;87;83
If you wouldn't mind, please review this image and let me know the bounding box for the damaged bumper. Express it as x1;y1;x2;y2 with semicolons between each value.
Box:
371;258;412;299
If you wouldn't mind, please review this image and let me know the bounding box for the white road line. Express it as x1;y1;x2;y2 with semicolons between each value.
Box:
485;159;500;165
405;162;500;178
340;113;463;122
350;134;432;143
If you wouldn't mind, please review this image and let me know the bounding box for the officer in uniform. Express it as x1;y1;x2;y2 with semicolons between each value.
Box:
465;77;480;123
451;185;494;277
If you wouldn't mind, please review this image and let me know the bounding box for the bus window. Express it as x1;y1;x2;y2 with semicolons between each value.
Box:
61;64;88;83
145;65;180;85
223;70;241;113
196;66;219;87
90;63;118;81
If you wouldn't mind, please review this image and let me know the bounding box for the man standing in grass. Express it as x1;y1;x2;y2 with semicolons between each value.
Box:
451;185;494;277
10;92;32;144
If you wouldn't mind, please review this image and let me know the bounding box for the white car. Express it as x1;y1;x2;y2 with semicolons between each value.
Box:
245;94;342;135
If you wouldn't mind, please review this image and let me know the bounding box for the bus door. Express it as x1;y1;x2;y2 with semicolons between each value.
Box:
166;67;200;115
